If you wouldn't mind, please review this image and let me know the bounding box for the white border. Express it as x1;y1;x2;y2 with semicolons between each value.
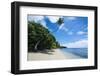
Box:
20;6;95;70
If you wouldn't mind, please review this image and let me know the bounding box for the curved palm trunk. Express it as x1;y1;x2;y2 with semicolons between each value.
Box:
34;40;41;50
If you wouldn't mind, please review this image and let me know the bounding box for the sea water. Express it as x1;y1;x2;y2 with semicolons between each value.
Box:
61;48;88;58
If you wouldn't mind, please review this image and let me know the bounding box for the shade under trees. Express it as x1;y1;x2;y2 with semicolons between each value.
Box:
28;21;60;52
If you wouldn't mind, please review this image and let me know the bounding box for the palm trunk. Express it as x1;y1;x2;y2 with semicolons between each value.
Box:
34;40;41;50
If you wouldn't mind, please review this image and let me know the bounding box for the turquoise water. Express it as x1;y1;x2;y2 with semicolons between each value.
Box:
61;48;88;58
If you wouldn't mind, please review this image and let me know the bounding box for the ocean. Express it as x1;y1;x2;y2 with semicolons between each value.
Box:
61;48;88;58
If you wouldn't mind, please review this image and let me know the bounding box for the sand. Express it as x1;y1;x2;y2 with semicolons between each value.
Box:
27;49;81;61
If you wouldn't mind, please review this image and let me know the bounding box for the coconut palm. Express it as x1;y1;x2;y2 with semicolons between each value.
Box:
56;18;64;25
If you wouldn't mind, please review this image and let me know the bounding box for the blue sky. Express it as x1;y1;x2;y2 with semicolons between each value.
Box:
28;15;88;48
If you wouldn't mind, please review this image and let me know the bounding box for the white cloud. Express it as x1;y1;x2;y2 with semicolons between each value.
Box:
62;39;88;48
59;23;64;30
28;15;44;22
40;20;48;28
28;15;48;28
57;23;68;32
47;16;60;23
68;31;73;35
77;31;87;35
66;17;76;20
61;27;68;32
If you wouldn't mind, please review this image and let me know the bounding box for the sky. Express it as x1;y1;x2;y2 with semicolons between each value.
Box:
28;15;88;48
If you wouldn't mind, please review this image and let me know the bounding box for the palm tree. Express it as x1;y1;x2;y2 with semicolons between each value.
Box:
56;18;64;25
51;17;64;33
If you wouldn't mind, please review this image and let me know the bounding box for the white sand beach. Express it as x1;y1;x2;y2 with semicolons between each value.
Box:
28;49;81;61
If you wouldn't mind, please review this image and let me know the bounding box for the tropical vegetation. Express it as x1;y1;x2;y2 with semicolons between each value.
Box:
28;21;60;52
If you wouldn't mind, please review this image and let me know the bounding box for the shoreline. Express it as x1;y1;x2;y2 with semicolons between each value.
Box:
28;49;82;61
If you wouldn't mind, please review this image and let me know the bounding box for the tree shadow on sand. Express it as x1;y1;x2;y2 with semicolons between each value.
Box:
29;49;55;55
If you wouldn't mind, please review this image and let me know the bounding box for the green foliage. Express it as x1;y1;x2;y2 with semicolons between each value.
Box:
57;18;64;25
28;21;60;52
